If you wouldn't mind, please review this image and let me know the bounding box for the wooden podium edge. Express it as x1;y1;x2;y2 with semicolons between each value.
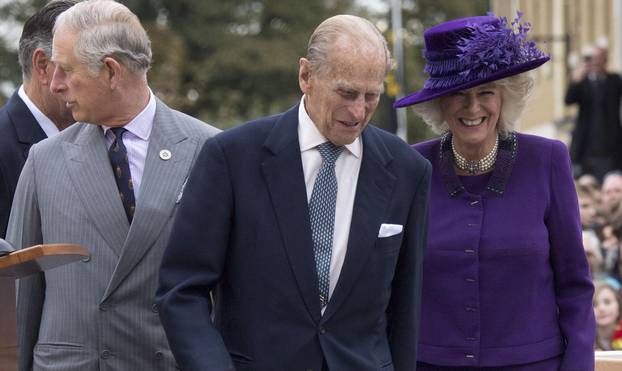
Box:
0;244;89;278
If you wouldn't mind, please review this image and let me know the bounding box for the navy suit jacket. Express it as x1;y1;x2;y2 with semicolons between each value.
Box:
0;91;47;238
157;105;431;371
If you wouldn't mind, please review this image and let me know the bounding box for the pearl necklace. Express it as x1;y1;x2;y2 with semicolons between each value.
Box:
452;135;499;175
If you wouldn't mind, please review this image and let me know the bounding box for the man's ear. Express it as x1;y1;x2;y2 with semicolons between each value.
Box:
31;48;52;84
102;57;122;89
298;57;312;94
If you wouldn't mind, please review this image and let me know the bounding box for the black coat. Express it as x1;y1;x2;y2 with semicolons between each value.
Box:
0;91;47;238
565;73;622;177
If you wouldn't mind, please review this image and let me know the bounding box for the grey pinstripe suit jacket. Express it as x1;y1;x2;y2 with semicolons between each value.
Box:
7;99;219;371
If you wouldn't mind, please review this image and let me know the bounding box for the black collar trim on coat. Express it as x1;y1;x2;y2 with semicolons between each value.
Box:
438;131;518;197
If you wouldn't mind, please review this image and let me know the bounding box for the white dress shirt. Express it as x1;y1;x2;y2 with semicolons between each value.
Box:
298;96;362;307
18;85;60;138
102;91;156;200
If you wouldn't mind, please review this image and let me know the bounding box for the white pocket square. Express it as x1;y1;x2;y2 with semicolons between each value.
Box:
378;223;403;238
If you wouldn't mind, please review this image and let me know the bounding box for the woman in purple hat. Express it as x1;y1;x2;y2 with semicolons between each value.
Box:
395;13;595;370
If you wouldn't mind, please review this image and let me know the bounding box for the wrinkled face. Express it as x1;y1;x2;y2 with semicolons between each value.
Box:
440;83;502;152
594;287;620;327
300;39;385;146
603;176;622;210
578;194;597;228
50;26;110;124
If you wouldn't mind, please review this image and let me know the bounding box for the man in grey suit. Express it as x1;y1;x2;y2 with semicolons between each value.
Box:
6;1;219;370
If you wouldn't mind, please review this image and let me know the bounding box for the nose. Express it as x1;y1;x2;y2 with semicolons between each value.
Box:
49;65;65;95
465;95;480;113
349;96;366;122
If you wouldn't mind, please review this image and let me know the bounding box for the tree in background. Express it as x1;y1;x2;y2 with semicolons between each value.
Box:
0;0;487;139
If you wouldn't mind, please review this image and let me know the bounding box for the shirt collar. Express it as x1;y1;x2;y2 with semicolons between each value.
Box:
18;85;60;138
102;89;156;141
297;95;361;158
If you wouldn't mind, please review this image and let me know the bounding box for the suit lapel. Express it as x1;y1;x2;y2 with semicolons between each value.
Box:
6;92;47;159
261;105;322;324
62;124;129;255
322;126;396;322
103;101;197;300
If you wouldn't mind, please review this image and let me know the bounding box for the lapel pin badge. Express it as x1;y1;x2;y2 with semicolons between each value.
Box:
159;149;172;161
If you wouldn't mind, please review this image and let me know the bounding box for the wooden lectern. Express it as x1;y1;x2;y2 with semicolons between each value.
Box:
0;244;88;371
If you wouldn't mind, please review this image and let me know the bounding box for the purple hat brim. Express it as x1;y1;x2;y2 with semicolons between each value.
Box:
393;56;550;108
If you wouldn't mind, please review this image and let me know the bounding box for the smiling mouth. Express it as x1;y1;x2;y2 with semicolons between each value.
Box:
459;118;486;127
338;120;359;128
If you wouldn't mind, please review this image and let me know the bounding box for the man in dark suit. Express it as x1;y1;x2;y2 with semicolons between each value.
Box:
0;0;76;238
157;14;431;371
565;46;622;181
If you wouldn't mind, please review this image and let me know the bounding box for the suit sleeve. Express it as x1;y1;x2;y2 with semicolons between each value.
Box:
564;80;583;105
6;148;44;371
0;159;10;239
546;141;595;371
156;137;235;371
386;157;431;371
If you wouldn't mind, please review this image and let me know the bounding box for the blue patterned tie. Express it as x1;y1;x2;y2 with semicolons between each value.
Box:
109;127;135;223
309;142;344;309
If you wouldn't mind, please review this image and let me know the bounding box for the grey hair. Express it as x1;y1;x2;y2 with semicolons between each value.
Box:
54;0;151;75
18;0;77;81
411;72;535;138
306;14;392;77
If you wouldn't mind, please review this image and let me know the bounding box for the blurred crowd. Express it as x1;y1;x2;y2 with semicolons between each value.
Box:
577;171;622;350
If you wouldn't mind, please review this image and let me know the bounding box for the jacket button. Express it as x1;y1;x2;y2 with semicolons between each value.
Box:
152;303;159;313
99;304;109;311
319;326;326;334
101;350;111;359
82;255;91;262
155;351;164;360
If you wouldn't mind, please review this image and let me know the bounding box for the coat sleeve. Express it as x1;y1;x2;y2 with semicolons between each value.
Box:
386;157;431;371
6;147;45;371
564;80;583;105
0;159;10;239
156;137;235;371
546;140;595;371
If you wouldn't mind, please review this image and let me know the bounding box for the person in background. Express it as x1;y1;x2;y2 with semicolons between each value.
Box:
566;46;622;181
593;282;622;350
577;182;600;230
7;1;219;370
0;0;76;238
395;12;595;370
156;14;431;371
601;171;622;217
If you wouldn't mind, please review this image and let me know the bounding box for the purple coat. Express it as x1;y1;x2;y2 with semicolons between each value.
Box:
413;133;595;369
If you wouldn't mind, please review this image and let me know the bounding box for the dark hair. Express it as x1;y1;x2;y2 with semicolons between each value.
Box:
18;0;77;80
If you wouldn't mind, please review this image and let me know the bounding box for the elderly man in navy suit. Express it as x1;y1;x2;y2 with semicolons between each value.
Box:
0;0;76;237
157;14;431;371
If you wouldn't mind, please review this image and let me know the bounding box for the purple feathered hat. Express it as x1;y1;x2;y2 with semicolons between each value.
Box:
394;12;549;108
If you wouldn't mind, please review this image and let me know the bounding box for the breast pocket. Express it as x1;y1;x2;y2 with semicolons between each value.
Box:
375;232;403;254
